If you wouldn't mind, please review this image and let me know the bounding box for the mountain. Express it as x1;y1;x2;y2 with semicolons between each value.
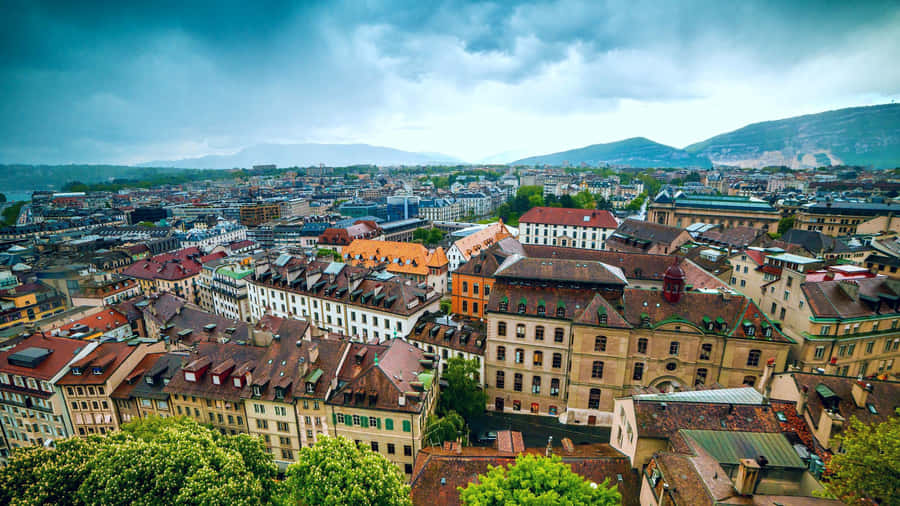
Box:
685;104;900;169
511;137;712;168
141;143;462;169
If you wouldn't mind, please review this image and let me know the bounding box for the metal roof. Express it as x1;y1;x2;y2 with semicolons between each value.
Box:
323;262;345;275
767;253;820;264
634;387;764;405
680;430;805;469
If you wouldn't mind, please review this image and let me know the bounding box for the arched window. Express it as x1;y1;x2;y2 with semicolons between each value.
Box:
533;351;543;366
747;349;761;367
518;303;527;313
591;361;604;379
537;304;546;316
495;371;505;388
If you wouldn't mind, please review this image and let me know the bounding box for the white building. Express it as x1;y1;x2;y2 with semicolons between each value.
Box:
517;207;618;250
179;222;247;252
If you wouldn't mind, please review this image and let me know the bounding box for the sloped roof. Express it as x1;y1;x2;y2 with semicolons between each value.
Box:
801;277;900;319
633;387;764;405
343;239;445;276
451;222;512;262
614;219;688;246
493;256;628;286
57;342;137;386
519;207;618;228
780;372;900;428
0;333;87;381
679;430;805;469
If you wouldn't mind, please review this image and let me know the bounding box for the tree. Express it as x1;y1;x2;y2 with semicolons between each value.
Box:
0;193;5;202
625;193;646;212
438;357;487;421
0;416;278;506
440;298;452;314
822;409;900;505
425;411;466;446
283;436;411;506
572;190;597;210
459;454;621;505
317;248;342;261
413;227;445;246
777;215;795;235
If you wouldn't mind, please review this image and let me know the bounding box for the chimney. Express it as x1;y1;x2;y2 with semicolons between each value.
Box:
308;342;319;364
733;458;761;496
756;357;776;395
851;381;873;408
545;436;553;457
817;408;845;450
798;385;809;415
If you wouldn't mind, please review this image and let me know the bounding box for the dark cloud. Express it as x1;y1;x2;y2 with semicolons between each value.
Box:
0;0;898;164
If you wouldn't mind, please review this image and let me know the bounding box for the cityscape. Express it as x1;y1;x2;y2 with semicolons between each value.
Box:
1;2;899;505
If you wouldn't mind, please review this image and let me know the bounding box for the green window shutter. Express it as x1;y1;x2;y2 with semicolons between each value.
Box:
402;420;411;433
361;416;369;428
375;418;381;429
385;418;394;430
345;414;353;427
332;413;337;425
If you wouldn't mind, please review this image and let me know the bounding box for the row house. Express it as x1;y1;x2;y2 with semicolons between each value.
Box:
406;315;485;380
0;282;67;331
122;247;226;304
111;352;184;423
247;255;440;342
517;207;618;251
342;239;449;294
70;275;141;307
445;221;512;272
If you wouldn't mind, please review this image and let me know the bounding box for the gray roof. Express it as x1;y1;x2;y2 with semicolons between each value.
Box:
633;387;764;405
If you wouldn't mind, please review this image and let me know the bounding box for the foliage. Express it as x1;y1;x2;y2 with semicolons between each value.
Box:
777;215;796;235
413;227;446;246
425;411;466;446
1;201;24;226
0;193;5;202
495;185;544;225
625;193;647;212
0;416;278;506
459;454;621;505
438;357;487;421
823;409;900;505
316;248;342;261
283;436;411;506
440;298;452;314
572;189;597;209
137;221;157;227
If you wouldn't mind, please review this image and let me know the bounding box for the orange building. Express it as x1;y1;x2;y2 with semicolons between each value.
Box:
451;239;522;320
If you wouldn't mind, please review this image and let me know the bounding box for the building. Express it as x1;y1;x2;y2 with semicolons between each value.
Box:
454;193;492;218
0;282;67;331
418;198;463;222
197;260;253;323
247;255;441;341
386;196;420;222
780;229;871;262
342;239;449;294
451;238;523;320
327;339;438;478
607;219;692;255
122;247;226;304
178;222;248;251
70;274;141;307
52;308;132;341
111;352;184;424
406;314;485;379
865;254;900;280
317;221;382;254
648;192;780;233
0;334;96;462
446;221;512;272
795;201;899;236
379;218;430;243
240;203;281;227
517;207;618;250
279;198;312;218
58;341;160;437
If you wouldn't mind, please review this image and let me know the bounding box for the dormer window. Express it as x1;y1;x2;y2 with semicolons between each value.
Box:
184;371;197;382
517;303;526;314
145;376;155;386
72;367;83;376
252;385;261;397
233;377;243;388
212;375;221;385
537;304;546;316
306;382;315;393
275;387;285;400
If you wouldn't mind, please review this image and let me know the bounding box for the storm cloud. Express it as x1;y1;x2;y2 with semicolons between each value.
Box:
1;0;899;164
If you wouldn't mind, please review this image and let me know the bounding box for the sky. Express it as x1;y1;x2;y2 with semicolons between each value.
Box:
1;0;899;165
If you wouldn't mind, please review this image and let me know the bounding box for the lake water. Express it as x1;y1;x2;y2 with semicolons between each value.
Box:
0;190;36;202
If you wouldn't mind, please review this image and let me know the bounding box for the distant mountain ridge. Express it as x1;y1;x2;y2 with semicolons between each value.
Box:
512;137;712;168
141;143;462;169
513;104;900;169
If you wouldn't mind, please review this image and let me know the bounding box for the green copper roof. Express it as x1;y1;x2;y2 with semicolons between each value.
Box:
306;368;324;383
418;372;434;390
219;268;252;280
681;430;804;469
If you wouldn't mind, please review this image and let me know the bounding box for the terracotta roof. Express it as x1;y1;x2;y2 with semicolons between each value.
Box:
58;309;129;336
494;256;628;286
0;333;87;382
410;443;639;506
426;246;448;268
343;239;446;276
407;317;486;355
698;226;765;249
57;341;138;386
110;352;169;400
633;397;783;440
519;207;618;228
451;222;512;262
801;277;900;319
781;372;900;429
122;246;206;281
485;283;598;320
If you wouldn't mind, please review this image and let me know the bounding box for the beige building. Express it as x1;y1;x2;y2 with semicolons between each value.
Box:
648;191;780;233
795;202;897;236
328;339;438;478
111;352;184;424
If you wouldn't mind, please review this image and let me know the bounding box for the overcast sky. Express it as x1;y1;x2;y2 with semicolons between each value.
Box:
2;0;899;165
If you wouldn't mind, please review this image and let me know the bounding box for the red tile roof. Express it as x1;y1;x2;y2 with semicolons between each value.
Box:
0;333;86;382
58;309;129;335
57;342;139;385
519;207;618;228
122;247;207;281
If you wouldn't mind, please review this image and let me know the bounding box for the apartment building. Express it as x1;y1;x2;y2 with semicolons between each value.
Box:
446;221;512;272
58;341;160;437
197;260;253;322
648;191;780;233
419;198;463;222
247;255;440;341
0;281;67;331
406;315;485;379
111;352;184;423
342;239;449;294
122;247;226;304
795;201;898;236
164;342;267;435
317;221;382;254
240;203;281;227
328;339;438;478
179;222;248;251
70;274;141;307
0;334;95;462
607;219;691;255
517;207;618;250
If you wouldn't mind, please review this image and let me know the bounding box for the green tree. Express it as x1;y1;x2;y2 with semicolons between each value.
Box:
283;436;411;506
438;357;487;421
572;190;597;209
823;409;900;505
1;201;23;226
625;193;646;212
0;193;5;202
459;454;621;505
317;248;342;261
440;298;452;314
425;411;466;446
777;215;796;235
413;227;446;246
0;416;278;506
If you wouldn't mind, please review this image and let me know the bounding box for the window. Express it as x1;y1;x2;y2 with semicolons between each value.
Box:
385;418;394;430
371;441;379;452
533;351;543;367
531;376;541;394
554;328;564;342
699;343;712;360
742;375;756;386
814;346;825;359
497;321;506;336
633;363;644;381
513;373;523;392
747;350;761;367
514;349;524;364
404;445;412;456
588;388;601;409
594;336;607;352
591;361;604;379
516;324;526;338
496;346;506;361
387;443;395;454
848;343;856;356
556;307;565;318
535;326;544;340
637;338;648;354
496;371;505;389
256;419;268;429
402;420;411;432
277;421;289;432
462;301;468;313
695;368;708;386
821;325;831;336
669;341;679;356
484;285;490;296
517;303;526;313
462;281;468;293
473;302;479;314
404;464;413;475
550;378;560;396
537;304;546;316
552;353;562;369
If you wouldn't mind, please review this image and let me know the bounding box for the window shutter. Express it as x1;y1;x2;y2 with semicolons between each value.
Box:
331;413;337;425
375;418;381;429
345;414;353;427
402;420;411;432
361;416;369;428
385;418;394;430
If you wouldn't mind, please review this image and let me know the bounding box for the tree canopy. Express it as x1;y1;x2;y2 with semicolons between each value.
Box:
283;436;411;506
413;227;446;246
438;356;487;422
425;411;466;446
0;416;278;506
823;409;900;505
458;454;621;505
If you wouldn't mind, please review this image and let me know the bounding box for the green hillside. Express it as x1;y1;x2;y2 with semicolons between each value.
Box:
685;104;900;168
512;137;712;168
